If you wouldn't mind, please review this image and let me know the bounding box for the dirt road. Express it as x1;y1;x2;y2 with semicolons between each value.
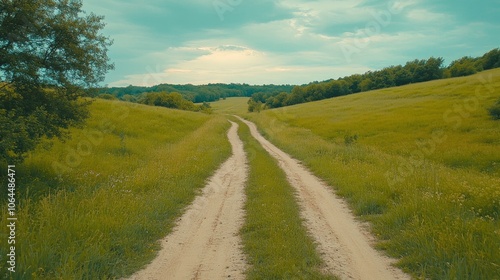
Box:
237;116;410;280
128;121;247;280
128;118;410;280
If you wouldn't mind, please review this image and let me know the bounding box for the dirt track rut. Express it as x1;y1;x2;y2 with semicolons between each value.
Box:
237;116;409;280
128;121;247;280
128;118;410;280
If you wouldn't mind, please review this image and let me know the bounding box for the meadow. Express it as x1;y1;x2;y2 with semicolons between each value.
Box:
0;99;232;279
235;69;500;279
0;68;498;279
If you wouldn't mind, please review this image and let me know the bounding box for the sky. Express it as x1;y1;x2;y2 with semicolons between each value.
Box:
81;0;500;87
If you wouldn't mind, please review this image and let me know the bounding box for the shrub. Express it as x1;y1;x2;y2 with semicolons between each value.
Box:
344;134;359;145
97;93;117;100
489;99;500;120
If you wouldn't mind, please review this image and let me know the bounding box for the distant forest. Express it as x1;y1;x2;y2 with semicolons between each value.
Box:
94;48;499;113
248;48;500;111
94;83;294;103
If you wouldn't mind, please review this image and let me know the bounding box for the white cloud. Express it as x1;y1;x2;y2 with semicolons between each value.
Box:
407;9;451;22
108;43;373;86
83;0;499;86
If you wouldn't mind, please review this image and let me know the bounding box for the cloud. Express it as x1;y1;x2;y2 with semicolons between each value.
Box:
406;9;451;22
108;43;372;86
81;0;500;86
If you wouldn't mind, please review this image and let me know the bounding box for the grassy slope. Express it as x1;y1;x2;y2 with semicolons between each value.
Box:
236;119;335;280
235;69;500;279
0;99;232;279
285;73;499;174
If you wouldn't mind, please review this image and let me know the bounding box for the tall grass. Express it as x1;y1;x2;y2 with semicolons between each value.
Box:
210;97;249;116
241;69;500;279
237;119;336;280
0;99;232;279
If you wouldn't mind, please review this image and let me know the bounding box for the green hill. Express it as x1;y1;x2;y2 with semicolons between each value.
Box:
258;69;500;174
0;99;232;279
1;68;498;279
243;69;500;279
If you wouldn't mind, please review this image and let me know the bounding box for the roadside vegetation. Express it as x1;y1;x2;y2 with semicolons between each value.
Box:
0;99;232;279
236;119;336;280
241;69;500;279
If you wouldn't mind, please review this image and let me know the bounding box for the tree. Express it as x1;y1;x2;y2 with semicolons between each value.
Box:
448;56;479;77
324;80;350;98
393;66;412;86
411;57;444;82
247;99;262;113
359;78;373;92
269;92;288;108
0;0;113;163
424;57;445;80
481;48;500;70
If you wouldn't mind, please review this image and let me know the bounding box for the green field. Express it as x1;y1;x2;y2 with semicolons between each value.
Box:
1;69;498;279
211;97;250;115
0;99;232;279
236;69;500;279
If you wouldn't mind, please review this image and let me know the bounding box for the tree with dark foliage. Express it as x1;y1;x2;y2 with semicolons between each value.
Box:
0;0;113;163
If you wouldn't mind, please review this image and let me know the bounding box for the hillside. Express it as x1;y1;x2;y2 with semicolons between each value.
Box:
0;99;232;279
260;68;500;174
250;48;500;109
242;69;500;279
1;69;498;279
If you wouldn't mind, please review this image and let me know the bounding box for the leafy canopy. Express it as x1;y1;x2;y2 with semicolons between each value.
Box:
0;0;113;163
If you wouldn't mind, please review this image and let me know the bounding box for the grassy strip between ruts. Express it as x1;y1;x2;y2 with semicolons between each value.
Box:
236;118;337;280
0;99;232;279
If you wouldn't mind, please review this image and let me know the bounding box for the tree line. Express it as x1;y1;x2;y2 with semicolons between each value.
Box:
98;91;213;113
249;48;500;111
95;83;294;113
95;83;294;103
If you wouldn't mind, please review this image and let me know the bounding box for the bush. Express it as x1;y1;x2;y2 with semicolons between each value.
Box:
344;134;359;145
248;99;263;113
138;92;198;111
97;93;117;100
482;48;500;70
489;99;500;120
448;57;480;77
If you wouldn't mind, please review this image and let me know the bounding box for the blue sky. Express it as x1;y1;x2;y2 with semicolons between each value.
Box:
81;0;500;86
